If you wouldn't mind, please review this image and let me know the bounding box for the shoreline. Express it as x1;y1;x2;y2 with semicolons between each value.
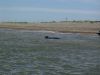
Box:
0;27;97;35
0;22;100;34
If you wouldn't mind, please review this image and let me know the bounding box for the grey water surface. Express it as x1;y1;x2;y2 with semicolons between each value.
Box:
0;29;100;75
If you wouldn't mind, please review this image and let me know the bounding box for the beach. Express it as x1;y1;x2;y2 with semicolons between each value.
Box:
0;22;100;34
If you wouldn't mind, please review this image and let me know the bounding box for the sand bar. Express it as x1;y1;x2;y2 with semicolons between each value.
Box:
0;22;100;34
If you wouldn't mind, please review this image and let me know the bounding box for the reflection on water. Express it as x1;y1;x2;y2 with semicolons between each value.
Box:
0;29;100;75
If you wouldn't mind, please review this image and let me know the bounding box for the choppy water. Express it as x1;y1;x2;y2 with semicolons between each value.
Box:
0;29;100;75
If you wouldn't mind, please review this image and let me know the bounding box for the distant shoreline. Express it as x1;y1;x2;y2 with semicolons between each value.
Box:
0;22;100;34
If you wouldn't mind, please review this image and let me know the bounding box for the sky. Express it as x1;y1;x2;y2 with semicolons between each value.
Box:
0;0;100;22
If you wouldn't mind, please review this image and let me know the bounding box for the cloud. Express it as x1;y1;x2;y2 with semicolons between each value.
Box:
0;7;100;15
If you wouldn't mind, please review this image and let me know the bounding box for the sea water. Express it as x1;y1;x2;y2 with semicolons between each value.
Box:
0;29;100;75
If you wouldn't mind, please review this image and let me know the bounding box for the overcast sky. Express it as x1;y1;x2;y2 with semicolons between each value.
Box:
0;0;100;22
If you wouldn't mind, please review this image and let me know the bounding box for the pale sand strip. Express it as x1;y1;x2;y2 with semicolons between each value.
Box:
0;22;100;34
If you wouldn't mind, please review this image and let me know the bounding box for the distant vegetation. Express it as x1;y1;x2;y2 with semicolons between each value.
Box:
1;22;29;24
60;20;100;23
1;20;100;24
40;20;100;24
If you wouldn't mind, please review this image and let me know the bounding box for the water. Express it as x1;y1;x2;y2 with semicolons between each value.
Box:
0;29;100;75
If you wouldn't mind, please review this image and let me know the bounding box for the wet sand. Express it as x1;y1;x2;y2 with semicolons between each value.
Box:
0;22;100;34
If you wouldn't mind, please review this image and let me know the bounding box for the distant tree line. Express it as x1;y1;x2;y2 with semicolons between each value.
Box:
2;22;29;24
1;20;100;24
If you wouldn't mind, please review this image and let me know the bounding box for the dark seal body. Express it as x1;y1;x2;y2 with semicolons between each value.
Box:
45;36;60;39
